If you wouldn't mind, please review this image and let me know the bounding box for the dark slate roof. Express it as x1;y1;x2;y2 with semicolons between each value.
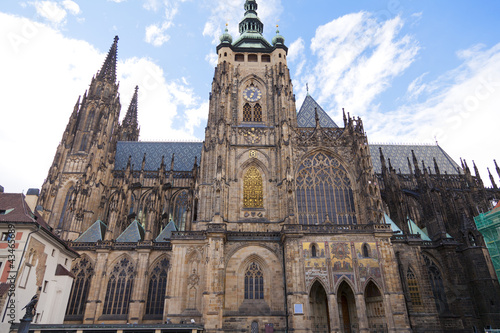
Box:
0;193;78;256
155;219;177;242
297;95;338;128
370;144;461;175
116;220;145;243
75;220;107;242
26;188;40;195
115;141;203;171
55;264;75;278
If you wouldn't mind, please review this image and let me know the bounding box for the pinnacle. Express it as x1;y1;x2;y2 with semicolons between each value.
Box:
123;86;139;127
97;36;119;83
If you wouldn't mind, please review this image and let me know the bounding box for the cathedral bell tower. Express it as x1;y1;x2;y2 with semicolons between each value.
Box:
197;0;296;227
38;36;140;240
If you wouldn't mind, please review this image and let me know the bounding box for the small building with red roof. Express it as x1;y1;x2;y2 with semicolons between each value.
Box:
0;188;78;330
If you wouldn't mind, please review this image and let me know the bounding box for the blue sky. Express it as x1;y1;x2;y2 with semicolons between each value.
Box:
1;0;500;193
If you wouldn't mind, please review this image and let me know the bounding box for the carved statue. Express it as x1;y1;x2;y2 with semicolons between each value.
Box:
22;295;38;320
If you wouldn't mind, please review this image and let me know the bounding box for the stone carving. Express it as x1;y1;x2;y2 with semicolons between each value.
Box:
239;127;265;144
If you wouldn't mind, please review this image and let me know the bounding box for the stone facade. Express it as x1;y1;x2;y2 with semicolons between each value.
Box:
35;1;500;332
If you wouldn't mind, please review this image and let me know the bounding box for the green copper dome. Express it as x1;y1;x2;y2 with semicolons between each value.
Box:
272;27;285;46
219;26;233;44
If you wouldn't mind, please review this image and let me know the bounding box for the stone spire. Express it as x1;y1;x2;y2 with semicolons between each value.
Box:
120;86;140;141
97;36;118;83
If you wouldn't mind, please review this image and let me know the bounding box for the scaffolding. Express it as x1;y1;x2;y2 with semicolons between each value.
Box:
475;205;500;283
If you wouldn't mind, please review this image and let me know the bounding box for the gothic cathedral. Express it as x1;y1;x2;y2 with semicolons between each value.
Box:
37;1;500;332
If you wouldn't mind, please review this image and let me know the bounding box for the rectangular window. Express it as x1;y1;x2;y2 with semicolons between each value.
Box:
261;55;271;63
248;54;258;62
19;265;31;288
1;232;14;241
235;54;244;62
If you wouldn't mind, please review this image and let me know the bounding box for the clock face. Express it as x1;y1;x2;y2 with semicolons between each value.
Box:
243;86;262;102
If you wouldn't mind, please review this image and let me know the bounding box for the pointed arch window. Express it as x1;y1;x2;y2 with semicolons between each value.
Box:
245;262;264;300
243;103;252;122
79;133;89;152
102;257;134;316
406;268;422;307
58;186;74;229
296;152;357;225
424;255;448;314
66;257;93;318
242;103;263;122
362;243;370;258
129;194;135;215
172;190;189;231
311;244;317;258
253;104;262;122
84;110;95;132
243;167;263;208
145;258;169;317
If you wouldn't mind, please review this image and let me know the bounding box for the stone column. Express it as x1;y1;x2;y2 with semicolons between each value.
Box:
84;249;109;323
328;293;341;332
128;249;150;322
355;293;369;332
203;229;225;332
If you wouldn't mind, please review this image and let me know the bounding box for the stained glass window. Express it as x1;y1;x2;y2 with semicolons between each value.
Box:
66;257;93;317
243;103;252;122
406;268;422;306
145;258;169;316
243;167;263;208
254;104;262;122
244;262;264;300
296;152;357;225
102;257;134;315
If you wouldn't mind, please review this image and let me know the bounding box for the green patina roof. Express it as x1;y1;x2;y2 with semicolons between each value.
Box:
383;213;403;234
408;218;431;241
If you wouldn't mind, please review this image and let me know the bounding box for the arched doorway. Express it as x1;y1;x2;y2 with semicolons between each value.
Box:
337;281;357;333
309;281;330;333
365;281;386;331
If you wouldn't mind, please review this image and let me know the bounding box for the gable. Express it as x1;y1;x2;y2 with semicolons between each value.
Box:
297;95;338;128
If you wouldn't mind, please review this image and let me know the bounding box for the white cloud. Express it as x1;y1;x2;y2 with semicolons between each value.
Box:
407;72;428;100
205;52;218;67
366;43;500;184
143;0;161;11
145;22;172;46
287;37;304;63
29;0;81;26
291;12;419;118
143;0;188;47
0;12;204;193
62;0;80;15
31;1;67;25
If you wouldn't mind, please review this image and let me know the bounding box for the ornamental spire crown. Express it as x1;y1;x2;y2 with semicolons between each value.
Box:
239;0;263;35
97;36;118;83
